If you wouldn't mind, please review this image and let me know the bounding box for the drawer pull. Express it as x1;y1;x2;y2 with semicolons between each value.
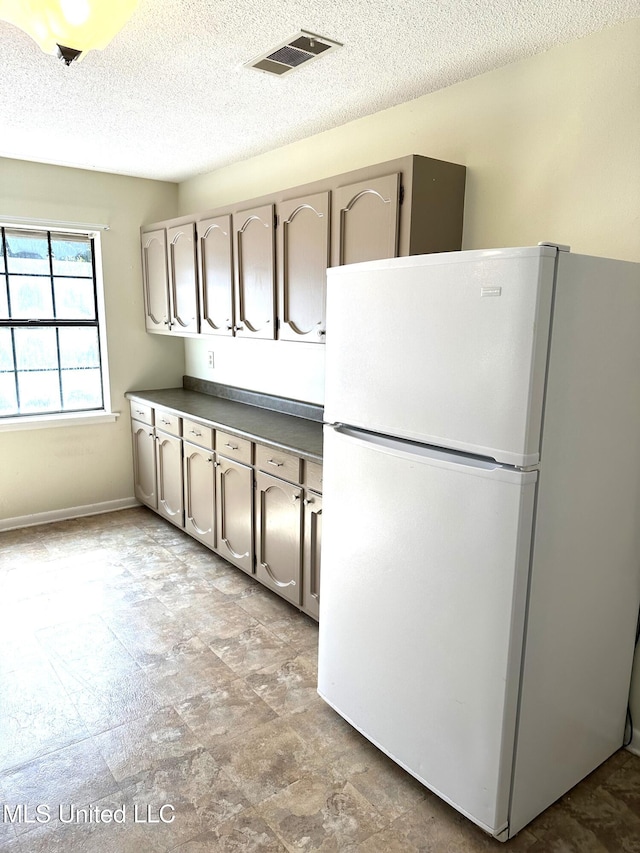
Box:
267;459;283;467
161;419;171;425
225;442;239;450
136;409;144;415
190;429;202;436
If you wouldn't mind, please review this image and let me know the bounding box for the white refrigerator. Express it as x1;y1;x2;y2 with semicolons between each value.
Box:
317;244;640;840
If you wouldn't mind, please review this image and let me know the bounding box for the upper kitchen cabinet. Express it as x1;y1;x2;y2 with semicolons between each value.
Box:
331;156;466;267
141;221;199;336
333;174;400;266
277;191;329;343
197;214;234;337
141;228;169;333
139;154;466;343
167;223;199;334
234;204;276;340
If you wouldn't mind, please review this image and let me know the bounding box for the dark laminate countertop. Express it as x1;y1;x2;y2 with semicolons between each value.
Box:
125;387;323;462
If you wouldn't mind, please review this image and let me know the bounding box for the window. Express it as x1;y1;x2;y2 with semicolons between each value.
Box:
0;224;110;421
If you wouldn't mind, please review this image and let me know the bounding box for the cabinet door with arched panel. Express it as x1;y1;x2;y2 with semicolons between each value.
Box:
131;418;157;508
167;223;199;334
333;173;401;267
183;439;216;549
141;229;169;333
215;455;254;574
302;490;322;620
255;470;303;607
277;191;329;343
233;204;275;339
197;214;234;337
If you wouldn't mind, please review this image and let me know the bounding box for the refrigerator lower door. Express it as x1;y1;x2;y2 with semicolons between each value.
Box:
323;247;556;467
317;426;538;837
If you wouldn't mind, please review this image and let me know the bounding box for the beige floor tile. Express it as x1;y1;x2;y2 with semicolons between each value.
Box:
113;747;251;849
1;738;119;838
0;700;90;773
213;716;317;805
175;679;277;752
245;654;319;715
256;776;387;852
170;808;288;851
186;599;260;643
208;623;296;678
93;706;204;782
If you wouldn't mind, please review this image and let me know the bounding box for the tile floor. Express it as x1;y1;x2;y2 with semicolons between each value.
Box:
1;507;640;852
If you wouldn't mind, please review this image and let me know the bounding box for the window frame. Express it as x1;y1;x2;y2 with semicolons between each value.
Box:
0;220;116;431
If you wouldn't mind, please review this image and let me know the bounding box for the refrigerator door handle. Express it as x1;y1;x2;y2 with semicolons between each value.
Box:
329;425;538;485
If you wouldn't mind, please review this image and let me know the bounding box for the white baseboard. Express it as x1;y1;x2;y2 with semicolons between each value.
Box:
626;737;640;758
0;497;140;532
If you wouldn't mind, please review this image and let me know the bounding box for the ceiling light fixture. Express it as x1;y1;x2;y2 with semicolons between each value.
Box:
0;0;139;65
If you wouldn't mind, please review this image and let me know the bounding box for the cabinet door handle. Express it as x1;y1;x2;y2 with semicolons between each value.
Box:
267;459;283;467
207;457;213;464
303;498;313;506
317;329;326;338
234;324;244;332
293;494;300;502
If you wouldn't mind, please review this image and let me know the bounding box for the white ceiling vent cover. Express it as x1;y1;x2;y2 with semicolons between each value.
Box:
246;31;342;77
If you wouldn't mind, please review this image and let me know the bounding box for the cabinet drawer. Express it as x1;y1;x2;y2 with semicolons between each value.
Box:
130;401;153;425
216;430;252;464
155;409;181;436
305;460;323;493
182;418;214;449
256;444;301;484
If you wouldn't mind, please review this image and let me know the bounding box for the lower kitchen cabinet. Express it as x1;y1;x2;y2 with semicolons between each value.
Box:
215;455;254;574
129;398;322;618
183;440;215;548
255;471;303;606
302;491;322;620
155;430;184;526
131;418;157;509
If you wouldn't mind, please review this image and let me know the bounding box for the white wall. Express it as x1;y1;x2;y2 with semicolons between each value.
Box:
0;158;182;525
179;19;640;404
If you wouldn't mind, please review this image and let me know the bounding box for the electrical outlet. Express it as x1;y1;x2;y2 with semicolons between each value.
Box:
207;351;214;369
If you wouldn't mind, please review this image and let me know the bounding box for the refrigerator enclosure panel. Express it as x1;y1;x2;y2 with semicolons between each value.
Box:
324;246;556;467
508;252;640;836
317;425;537;835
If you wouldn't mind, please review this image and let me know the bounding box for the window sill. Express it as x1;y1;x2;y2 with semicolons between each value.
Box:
0;411;120;432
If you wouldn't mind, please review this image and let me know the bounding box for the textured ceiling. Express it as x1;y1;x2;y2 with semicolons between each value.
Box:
0;0;638;183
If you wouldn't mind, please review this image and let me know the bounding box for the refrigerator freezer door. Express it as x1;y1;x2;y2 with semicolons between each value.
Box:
324;247;556;466
317;425;537;836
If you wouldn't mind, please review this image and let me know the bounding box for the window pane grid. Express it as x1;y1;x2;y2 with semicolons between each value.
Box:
0;226;105;419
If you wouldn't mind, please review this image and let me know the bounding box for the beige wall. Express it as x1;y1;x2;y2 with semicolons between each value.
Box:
179;19;639;403
0;158;182;525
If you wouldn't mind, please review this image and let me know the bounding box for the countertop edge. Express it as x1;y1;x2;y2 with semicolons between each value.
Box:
125;389;323;463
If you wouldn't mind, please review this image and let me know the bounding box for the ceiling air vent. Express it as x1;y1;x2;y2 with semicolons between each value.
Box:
246;31;342;77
